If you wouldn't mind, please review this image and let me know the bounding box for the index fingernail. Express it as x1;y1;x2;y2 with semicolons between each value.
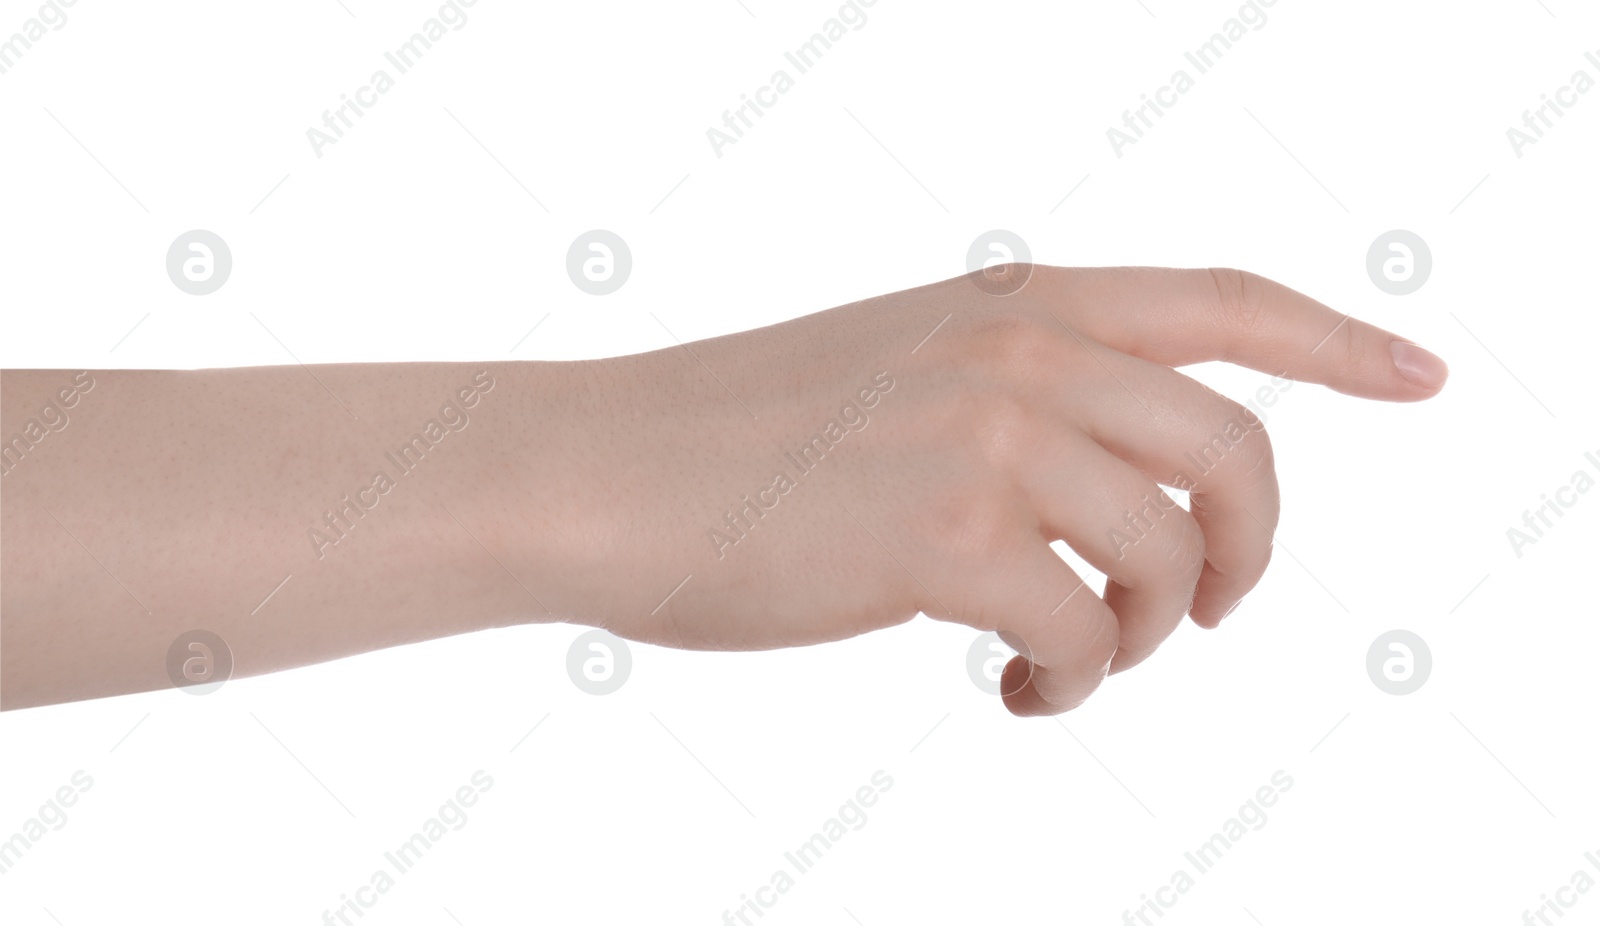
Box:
1391;340;1448;388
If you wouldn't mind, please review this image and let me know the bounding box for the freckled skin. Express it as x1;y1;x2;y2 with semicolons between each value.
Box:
0;266;1446;715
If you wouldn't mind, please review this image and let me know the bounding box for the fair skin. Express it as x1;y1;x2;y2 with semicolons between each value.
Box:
0;265;1447;715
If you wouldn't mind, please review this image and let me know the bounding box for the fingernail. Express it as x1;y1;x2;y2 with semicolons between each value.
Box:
1390;340;1449;388
1221;600;1241;620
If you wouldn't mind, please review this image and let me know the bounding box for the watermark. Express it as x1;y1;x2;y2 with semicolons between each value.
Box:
567;230;631;295
1107;0;1282;158
1366;629;1431;696
1121;770;1294;924
720;770;893;924
1506;448;1599;559
966;230;1033;296
306;0;483;159
1106;489;1181;561
307;371;496;560
1522;850;1600;925
0;770;93;877
708;371;894;559
1366;229;1431;296
706;0;881;158
965;631;1034;696
0;0;79;78
1506;50;1600;159
321;770;493;925
166;229;232;295
1107;374;1291;559
165;630;234;695
1;371;94;477
566;629;632;695
1160;375;1290;495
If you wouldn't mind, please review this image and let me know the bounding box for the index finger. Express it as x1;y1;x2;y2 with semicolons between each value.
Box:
1050;266;1449;400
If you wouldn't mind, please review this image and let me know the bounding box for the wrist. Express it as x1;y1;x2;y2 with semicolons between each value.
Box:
459;358;628;629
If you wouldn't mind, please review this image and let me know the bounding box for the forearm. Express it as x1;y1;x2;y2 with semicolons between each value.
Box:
1;360;584;708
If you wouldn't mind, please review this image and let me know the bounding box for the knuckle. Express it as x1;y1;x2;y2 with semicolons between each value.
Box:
1162;513;1208;582
1234;426;1277;486
1337;311;1365;369
1192;399;1276;487
985;260;1029;281
1123;489;1205;582
1206;267;1269;334
970;393;1038;470
967;313;1063;379
1080;602;1122;668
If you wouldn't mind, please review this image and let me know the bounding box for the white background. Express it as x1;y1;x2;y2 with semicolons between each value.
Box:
2;1;1598;923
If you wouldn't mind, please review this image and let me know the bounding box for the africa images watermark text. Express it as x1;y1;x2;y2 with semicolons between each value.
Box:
706;0;881;158
708;371;893;559
305;0;483;159
307;371;496;560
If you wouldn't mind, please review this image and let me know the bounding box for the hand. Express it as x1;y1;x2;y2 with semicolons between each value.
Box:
509;265;1448;716
0;265;1445;712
